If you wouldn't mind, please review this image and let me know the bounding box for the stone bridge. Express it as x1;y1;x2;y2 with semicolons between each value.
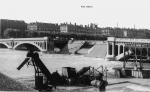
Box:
0;37;48;52
106;37;150;61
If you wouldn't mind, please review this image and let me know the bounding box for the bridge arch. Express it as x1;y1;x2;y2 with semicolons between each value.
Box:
13;42;44;51
0;42;11;48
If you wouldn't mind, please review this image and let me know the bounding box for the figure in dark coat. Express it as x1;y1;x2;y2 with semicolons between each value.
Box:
26;50;34;58
91;73;108;92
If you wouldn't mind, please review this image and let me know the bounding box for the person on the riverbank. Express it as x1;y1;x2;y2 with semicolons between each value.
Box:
26;50;34;58
32;51;40;60
97;75;108;92
91;73;108;92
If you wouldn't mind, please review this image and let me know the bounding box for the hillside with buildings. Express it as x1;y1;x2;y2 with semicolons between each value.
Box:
0;19;150;39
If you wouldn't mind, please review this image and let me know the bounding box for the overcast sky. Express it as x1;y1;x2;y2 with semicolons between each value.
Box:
0;0;150;29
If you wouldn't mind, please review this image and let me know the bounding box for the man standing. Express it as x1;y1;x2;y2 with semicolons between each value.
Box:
91;73;108;92
26;50;34;58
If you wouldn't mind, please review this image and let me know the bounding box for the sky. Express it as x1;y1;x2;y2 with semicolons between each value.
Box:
0;0;150;29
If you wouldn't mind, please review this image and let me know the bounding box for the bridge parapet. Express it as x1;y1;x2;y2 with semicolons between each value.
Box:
0;38;14;48
0;37;49;52
116;38;150;43
13;37;48;41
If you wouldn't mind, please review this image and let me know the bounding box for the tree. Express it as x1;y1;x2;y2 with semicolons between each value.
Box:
3;28;26;38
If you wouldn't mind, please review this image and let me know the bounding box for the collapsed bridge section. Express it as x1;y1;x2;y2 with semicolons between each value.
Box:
106;37;150;78
106;37;150;61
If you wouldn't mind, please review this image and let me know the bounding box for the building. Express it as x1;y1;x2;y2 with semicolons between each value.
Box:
60;24;68;33
27;22;60;32
60;23;80;33
60;23;101;35
0;19;27;38
100;27;149;38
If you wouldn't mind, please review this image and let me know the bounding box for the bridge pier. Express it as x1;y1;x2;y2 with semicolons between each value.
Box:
106;37;116;61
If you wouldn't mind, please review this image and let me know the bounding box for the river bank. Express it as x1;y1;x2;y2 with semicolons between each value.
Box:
15;77;150;92
0;49;122;78
0;49;150;91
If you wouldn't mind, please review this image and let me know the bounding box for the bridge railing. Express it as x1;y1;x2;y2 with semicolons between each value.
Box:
0;37;48;41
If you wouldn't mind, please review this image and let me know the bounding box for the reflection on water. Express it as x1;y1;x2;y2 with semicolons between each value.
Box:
0;49;121;78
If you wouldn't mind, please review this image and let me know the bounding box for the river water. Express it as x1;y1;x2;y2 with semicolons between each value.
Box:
0;49;120;78
0;49;149;92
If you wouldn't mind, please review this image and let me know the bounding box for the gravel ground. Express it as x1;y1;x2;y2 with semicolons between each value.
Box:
15;77;150;92
0;72;33;91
